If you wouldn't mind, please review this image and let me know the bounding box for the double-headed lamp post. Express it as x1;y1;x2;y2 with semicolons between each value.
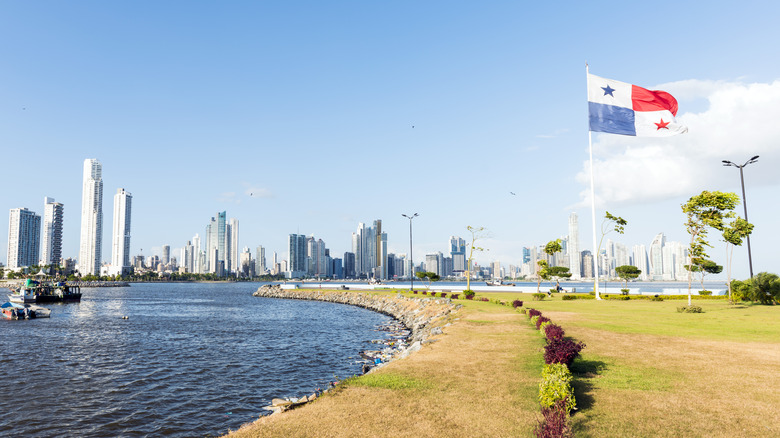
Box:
722;155;759;278
402;213;418;291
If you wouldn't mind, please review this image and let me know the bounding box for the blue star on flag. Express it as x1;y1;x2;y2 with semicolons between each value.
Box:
601;84;615;96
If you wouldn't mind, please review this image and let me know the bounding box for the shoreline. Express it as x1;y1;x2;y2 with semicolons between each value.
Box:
250;284;460;413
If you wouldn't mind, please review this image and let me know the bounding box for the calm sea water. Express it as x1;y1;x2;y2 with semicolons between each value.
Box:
0;282;395;437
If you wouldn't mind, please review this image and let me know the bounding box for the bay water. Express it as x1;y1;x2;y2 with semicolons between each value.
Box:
0;282;396;437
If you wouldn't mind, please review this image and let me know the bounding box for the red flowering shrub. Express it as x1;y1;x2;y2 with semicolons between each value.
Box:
528;308;542;319
450;294;459;299
544;338;585;367
440;292;447;298
534;399;573;438
535;316;551;330
543;323;565;342
512;299;523;308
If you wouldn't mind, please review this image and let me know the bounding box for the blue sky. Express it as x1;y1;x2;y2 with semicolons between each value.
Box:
2;1;779;280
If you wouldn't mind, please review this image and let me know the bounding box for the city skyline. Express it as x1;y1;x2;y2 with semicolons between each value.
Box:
2;2;780;280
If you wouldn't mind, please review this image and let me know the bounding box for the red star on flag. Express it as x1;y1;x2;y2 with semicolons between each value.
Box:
655;118;670;130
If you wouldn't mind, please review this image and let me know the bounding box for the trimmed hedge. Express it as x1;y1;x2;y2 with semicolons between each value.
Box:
535;398;573;438
543;323;565;342
677;305;704;313
544;338;585;367
535;316;551;330
538;363;576;412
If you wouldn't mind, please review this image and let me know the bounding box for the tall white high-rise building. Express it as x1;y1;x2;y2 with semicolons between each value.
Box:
205;212;226;274
568;212;582;279
255;245;266;275
632;244;649;280
228;218;239;274
649;233;665;280
40;197;64;267
192;233;202;274
8;208;41;269
110;188;132;275
79;159;103;276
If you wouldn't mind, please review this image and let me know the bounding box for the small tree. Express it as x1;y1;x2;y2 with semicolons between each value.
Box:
465;226;488;293
722;217;754;303
614;265;641;290
682;191;739;306
548;266;572;287
594;212;627;300
536;260;549;293
416;271;440;289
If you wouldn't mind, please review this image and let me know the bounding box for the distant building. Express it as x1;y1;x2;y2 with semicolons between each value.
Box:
40;197;64;267
205;212;227;274
255;245;266;275
79;159;104;276
450;236;466;273
287;234;307;278
228;218;239;274
161;244;170;265
7;207;41;269
343;252;356;278
110;188;133;276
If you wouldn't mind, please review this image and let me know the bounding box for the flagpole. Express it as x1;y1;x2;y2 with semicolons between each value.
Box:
586;63;601;300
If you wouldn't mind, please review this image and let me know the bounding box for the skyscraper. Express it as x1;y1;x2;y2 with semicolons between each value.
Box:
111;188;132;275
568;212;582;279
79;159;103;276
205;212;227;274
649;233;665;280
288;233;307;278
255;245;266;275
450;236;466;273
40;197;64;267
7;208;41;269
161;245;170;266
228;218;239;274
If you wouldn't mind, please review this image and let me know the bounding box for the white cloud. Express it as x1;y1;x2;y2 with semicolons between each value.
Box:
576;79;780;207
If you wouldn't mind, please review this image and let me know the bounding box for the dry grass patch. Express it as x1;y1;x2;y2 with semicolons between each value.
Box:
226;298;543;438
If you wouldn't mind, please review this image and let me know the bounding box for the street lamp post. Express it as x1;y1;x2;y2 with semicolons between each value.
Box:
722;155;759;278
402;213;418;291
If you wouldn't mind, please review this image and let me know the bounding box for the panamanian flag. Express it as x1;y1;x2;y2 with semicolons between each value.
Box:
588;73;688;137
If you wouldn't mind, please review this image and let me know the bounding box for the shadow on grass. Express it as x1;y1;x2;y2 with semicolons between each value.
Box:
569;358;608;412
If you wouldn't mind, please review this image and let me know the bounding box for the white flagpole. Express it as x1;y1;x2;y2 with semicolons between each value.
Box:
586;64;601;300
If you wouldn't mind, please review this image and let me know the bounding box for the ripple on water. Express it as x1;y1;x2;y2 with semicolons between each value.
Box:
0;283;397;437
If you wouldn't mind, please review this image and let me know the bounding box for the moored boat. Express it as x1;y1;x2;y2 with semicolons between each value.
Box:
1;302;51;320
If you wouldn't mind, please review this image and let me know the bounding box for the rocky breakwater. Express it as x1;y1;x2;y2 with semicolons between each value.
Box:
252;284;460;414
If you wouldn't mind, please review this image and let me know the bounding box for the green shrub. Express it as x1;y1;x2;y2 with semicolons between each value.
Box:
539;363;576;412
677;305;703;313
530;315;540;327
549;288;557;294
532;293;546;301
539;321;552;335
620;288;630;295
588;291;595;296
463;290;476;300
561;295;577;301
615;295;630;300
698;290;712;296
520;308;527;314
651;295;664;302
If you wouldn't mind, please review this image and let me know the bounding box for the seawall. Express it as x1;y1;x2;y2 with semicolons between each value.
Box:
252;284;460;359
